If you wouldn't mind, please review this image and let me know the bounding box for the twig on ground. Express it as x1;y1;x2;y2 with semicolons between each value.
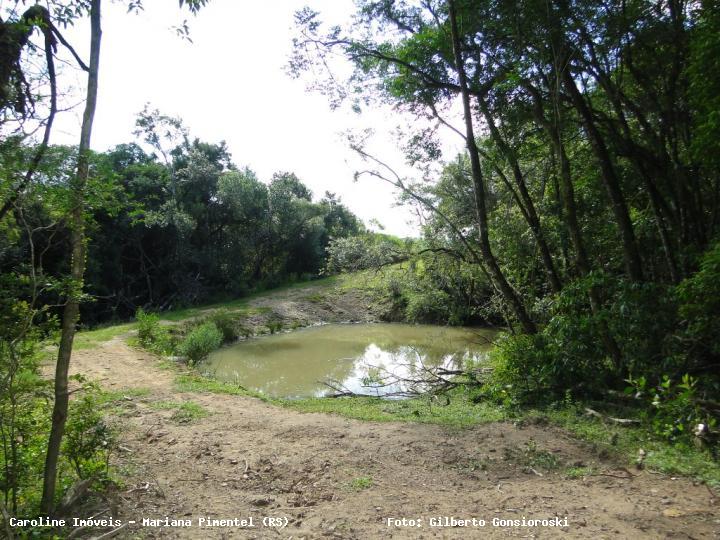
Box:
584;408;640;425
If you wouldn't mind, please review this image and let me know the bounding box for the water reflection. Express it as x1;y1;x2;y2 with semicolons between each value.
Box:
204;323;496;398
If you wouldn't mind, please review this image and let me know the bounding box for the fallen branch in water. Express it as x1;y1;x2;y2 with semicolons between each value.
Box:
320;359;491;399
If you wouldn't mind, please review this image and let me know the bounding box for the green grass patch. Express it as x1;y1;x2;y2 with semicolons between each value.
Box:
282;394;506;427
68;274;345;353
302;293;326;303
74;322;136;350
149;400;209;424
98;387;151;402
348;475;373;491
503;438;562;471
283;393;719;486
158;276;338;322
174;372;259;397
564;465;595;479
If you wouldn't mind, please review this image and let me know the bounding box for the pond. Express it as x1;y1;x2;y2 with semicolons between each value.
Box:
203;323;497;398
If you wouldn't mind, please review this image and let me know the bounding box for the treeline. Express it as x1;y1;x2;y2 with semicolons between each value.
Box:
1;112;363;325
305;0;720;436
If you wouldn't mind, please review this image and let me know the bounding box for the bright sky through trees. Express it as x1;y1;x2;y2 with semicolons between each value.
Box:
50;0;462;237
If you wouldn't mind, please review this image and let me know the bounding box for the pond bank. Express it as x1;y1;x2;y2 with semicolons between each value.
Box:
53;277;719;538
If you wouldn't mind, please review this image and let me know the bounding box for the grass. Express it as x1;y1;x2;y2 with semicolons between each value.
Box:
537;406;720;487
503;438;562;471
565;465;595;479
175;372;259;397
99;387;152;402
149;400;210;424
69;274;342;351
74;322;136;350
283;394;506;427
302;292;326;303
158;275;339;322
169;364;720;487
348;475;373;491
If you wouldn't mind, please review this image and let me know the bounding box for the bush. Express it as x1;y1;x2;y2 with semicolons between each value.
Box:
63;386;116;481
486;272;675;405
135;308;173;354
207;309;241;343
178;322;223;364
626;373;714;443
676;241;720;361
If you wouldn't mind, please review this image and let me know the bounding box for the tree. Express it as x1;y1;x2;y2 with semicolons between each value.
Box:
40;0;101;514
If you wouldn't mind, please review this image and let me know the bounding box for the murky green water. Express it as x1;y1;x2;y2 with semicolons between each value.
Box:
203;323;496;398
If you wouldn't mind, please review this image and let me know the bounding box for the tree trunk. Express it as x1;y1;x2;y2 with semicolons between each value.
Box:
525;80;624;367
476;95;563;293
448;0;536;334
561;67;644;282
40;0;101;515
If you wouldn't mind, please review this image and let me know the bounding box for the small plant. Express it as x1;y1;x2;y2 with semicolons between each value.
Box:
266;318;284;334
178;322;223;364
150;400;209;424
171;402;209;424
564;466;594;479
503;439;561;471
63;385;116;481
349;475;373;490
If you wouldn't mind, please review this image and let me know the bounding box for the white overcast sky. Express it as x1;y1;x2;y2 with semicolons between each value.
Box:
46;0;465;237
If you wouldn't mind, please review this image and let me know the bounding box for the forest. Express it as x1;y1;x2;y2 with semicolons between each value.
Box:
1;0;719;537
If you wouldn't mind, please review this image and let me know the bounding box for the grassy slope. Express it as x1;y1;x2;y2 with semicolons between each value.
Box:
75;272;720;487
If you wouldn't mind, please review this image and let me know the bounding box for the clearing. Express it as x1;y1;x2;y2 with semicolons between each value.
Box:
57;279;718;539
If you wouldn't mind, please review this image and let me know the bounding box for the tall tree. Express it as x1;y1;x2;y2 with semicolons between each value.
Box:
40;0;102;515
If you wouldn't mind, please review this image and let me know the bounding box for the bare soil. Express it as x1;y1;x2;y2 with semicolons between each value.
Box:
61;285;719;539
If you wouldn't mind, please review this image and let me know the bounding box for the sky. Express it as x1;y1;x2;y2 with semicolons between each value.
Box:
47;0;465;237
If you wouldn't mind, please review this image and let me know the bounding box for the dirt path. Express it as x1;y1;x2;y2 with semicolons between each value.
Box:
62;285;718;539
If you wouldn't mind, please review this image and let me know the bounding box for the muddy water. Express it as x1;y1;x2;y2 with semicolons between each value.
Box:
204;323;496;398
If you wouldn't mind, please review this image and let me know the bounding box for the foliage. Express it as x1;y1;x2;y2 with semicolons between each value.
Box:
204;309;248;343
177;321;223;364
324;233;406;274
675;241;720;359
135;308;173;355
627;373;715;443
63;385;116;481
290;0;720;441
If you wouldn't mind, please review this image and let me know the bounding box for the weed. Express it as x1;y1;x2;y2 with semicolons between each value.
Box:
349;476;373;490
564;466;594;479
149;400;209;424
503;439;562;471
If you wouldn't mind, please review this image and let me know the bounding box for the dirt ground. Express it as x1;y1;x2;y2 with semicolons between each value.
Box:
60;285;719;539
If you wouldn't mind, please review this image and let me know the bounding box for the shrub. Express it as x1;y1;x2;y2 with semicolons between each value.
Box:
488;269;689;407
207;309;241;343
178;322;223;364
135;308;173;354
626;373;715;443
63;386;116;481
676;241;720;361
